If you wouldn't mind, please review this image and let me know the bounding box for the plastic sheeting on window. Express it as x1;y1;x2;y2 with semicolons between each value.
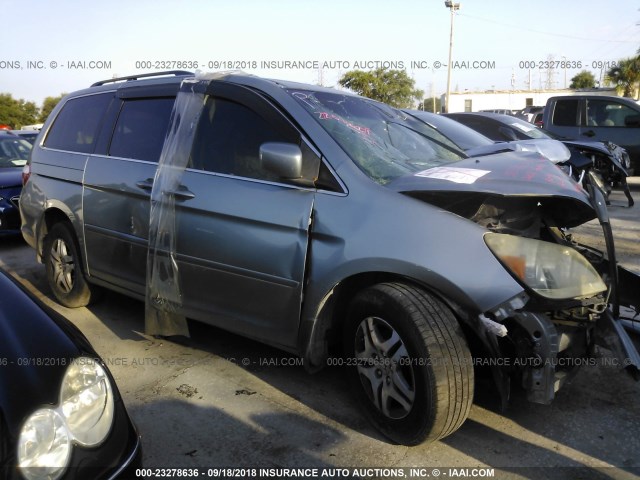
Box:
145;72;227;337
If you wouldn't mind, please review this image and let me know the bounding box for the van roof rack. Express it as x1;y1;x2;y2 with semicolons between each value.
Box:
91;70;194;87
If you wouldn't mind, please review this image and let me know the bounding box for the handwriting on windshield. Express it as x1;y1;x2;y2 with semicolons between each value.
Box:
318;112;371;136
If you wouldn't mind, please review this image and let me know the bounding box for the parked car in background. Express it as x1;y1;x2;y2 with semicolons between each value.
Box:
19;71;640;446
543;95;640;173
0;268;141;479
10;130;39;144
405;109;571;164
515;106;544;123
445;112;634;206
531;111;544;127
0;131;32;233
479;108;514;115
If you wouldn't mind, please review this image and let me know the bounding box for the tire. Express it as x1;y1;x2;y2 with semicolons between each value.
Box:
44;222;96;308
344;282;473;445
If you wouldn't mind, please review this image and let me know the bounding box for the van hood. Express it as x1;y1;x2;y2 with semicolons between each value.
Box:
387;151;595;229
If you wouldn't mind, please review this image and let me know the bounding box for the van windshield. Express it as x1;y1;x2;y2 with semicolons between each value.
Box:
287;89;465;184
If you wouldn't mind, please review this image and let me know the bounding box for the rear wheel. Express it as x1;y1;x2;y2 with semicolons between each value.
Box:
44;222;97;307
344;282;473;445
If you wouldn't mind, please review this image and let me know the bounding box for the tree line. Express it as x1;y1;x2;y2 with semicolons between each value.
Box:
0;94;64;129
570;50;640;98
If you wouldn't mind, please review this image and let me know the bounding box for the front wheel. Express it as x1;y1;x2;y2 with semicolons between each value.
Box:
344;283;473;445
44;222;97;308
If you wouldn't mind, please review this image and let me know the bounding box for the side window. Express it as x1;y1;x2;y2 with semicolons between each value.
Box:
454;117;499;141
587;99;638;127
44;93;112;153
551;100;578;127
190;97;305;184
109;97;174;162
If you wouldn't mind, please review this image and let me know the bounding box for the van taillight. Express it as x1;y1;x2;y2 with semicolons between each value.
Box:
22;164;31;185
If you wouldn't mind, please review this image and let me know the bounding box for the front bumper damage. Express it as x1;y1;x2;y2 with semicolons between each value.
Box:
489;173;640;406
393;154;638;407
586;172;640;379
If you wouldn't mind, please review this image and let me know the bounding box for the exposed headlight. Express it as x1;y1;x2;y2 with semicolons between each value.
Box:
485;233;607;300
18;358;115;480
621;151;631;169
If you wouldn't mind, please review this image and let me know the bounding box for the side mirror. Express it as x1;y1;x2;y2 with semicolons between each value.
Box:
260;142;302;179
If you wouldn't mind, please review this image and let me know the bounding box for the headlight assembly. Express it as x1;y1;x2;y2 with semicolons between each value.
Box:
61;358;114;446
17;358;115;480
485;233;607;300
17;409;70;480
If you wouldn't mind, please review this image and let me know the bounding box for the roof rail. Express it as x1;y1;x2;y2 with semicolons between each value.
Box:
91;70;194;87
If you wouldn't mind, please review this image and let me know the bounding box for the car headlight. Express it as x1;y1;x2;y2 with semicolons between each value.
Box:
60;358;114;446
485;233;607;300
17;409;70;480
18;358;115;480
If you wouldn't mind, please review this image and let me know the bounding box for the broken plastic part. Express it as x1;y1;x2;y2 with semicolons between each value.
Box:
479;314;508;337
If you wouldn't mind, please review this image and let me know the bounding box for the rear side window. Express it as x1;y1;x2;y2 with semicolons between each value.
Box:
109;97;174;162
551;100;578;127
44;93;112;153
450;116;502;141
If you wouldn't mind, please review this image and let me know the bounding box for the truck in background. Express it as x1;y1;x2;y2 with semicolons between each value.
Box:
543;95;640;174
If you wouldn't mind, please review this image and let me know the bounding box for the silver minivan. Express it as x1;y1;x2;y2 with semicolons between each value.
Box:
20;72;640;445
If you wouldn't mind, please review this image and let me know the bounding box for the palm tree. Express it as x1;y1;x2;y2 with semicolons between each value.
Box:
606;55;640;99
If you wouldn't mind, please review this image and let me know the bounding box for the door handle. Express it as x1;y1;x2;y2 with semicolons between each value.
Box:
137;179;194;200
582;130;596;138
164;186;196;200
135;178;154;190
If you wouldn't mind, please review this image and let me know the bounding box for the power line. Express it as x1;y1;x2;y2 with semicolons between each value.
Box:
458;13;640;43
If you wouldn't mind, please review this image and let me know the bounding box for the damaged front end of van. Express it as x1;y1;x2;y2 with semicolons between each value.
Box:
390;156;640;407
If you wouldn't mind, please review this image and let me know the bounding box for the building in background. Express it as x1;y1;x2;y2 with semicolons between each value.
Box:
441;88;618;114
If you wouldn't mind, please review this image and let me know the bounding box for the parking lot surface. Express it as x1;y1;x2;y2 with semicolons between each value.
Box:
2;187;639;480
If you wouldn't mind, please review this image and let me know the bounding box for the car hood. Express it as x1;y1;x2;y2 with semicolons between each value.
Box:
387;151;595;228
0;271;90;447
466;139;570;164
561;139;618;156
0;168;22;189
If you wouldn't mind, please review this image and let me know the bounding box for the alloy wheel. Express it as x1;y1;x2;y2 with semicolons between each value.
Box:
50;238;75;294
354;316;415;419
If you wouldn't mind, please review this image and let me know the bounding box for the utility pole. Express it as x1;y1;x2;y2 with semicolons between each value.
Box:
444;1;460;113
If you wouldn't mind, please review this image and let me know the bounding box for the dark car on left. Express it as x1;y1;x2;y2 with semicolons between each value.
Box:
0;268;141;479
0;132;31;233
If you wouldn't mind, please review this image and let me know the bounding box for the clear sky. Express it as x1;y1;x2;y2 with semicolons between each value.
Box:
2;0;639;106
